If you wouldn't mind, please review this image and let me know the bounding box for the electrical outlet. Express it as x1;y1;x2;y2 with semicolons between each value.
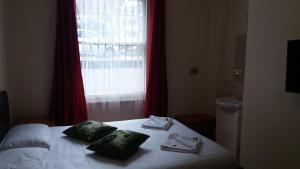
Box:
189;68;199;75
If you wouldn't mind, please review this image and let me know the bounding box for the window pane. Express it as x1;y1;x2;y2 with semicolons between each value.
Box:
76;0;146;100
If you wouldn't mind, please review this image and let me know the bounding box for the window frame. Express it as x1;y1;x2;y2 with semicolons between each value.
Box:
76;0;148;101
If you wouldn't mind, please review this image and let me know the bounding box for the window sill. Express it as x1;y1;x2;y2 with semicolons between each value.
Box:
85;92;145;103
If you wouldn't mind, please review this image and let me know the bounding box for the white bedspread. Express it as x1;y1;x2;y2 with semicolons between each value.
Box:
45;119;235;169
0;147;48;169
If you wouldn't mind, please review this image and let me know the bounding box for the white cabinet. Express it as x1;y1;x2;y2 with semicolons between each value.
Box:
215;97;241;158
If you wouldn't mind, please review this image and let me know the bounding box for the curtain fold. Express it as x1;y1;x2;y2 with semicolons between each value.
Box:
144;0;168;117
50;0;88;125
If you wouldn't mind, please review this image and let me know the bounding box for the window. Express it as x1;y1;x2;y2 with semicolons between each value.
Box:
76;0;147;101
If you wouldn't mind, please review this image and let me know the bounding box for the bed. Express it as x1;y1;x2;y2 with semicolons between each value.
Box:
0;92;235;169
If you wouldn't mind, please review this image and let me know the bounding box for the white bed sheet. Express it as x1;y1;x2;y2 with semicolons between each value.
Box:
45;119;235;169
0;147;48;169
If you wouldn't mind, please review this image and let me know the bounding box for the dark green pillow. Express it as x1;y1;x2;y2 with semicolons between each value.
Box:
87;130;150;160
63;120;117;142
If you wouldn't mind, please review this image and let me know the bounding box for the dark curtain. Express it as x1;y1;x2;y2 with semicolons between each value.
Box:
144;0;168;117
50;0;87;125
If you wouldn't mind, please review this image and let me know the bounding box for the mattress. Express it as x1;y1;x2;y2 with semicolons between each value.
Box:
44;119;235;169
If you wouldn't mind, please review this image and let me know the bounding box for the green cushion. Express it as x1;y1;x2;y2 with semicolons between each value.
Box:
87;130;150;160
63;120;117;142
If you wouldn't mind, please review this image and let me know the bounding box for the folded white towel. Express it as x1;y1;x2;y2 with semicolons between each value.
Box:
142;116;172;130
160;133;202;154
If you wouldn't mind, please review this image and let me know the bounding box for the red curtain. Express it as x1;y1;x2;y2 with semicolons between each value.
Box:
144;0;168;117
50;0;87;125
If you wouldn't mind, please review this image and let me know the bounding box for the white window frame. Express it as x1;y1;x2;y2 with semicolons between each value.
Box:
77;0;147;102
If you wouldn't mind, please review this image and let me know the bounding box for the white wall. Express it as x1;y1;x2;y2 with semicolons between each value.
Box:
240;0;300;168
166;0;236;117
4;0;233;122
166;0;210;116
6;0;56;120
203;0;230;116
4;0;217;121
223;0;248;98
0;0;7;91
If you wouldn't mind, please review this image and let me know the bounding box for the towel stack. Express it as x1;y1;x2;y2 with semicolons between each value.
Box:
142;115;172;130
160;133;202;154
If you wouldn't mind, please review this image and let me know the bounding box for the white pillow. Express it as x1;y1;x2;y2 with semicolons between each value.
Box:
0;124;51;151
